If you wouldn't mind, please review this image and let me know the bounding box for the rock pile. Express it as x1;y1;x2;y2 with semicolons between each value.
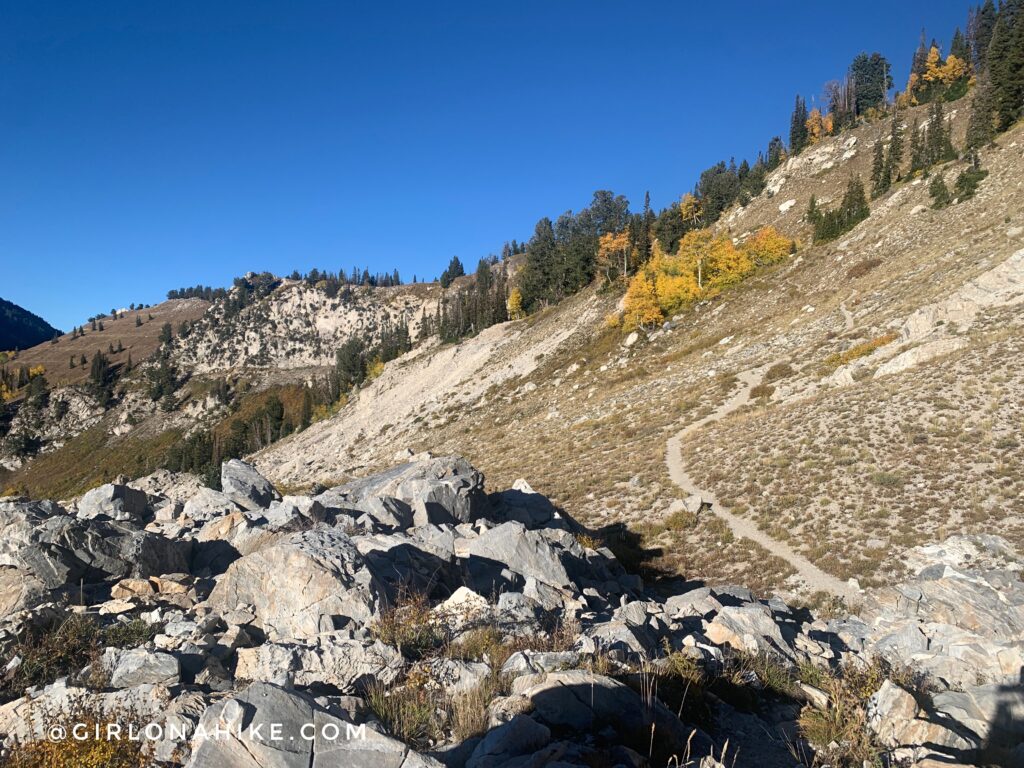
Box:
0;456;1020;767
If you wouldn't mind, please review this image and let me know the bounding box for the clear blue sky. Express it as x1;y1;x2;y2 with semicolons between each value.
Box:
2;1;971;330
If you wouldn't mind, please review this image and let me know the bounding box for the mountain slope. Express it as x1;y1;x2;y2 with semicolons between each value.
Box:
255;103;1024;597
0;297;60;351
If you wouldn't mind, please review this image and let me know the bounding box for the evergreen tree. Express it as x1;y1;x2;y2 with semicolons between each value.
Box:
88;351;114;408
883;111;904;183
840;176;870;224
988;0;1024;130
789;95;809;154
951;27;971;63
439;256;465;288
870;141;887;198
159;322;173;345
909;118;926;172
970;0;999;69
966;74;997;154
929;174;953;208
519;217;559;311
69;355;75;369
766;136;785;170
849;52;893;115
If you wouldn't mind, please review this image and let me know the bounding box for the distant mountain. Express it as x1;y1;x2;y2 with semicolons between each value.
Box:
0;296;61;351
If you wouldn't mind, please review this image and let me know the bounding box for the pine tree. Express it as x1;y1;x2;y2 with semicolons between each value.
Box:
789;95;809;154
966;74;997;154
929;174;953;208
951;27;971;63
909;118;926;172
870;141;887;198
970;0;999;70
840;176;870;224
883;112;904;183
987;0;1024;130
69;355;75;369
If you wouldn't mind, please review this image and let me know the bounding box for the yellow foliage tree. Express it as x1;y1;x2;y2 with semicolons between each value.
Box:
805;108;833;144
702;235;753;293
28;365;45;378
366;357;385;380
622;271;663;331
679;193;703;228
649;239;700;315
922;45;943;82
741;226;794;266
935;54;968;86
506;287;524;320
597;231;630;283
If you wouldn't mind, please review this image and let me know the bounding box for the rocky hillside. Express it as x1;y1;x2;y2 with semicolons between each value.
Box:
254;100;1024;600
170;278;436;373
1;456;1020;767
0;297;60;352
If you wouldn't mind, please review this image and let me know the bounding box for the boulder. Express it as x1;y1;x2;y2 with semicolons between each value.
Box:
206;528;385;641
100;647;180;688
234;637;402;691
182;487;244;524
185;682;442;768
76;484;150;522
329;457;487;524
264;496;327;529
0;501;191;614
704;604;790;656
867;680;978;754
932;683;1024;746
466;714;550;768
220;459;280;510
508;670;704;759
465;521;572;591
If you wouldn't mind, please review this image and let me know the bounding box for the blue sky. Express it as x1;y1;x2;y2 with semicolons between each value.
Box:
2;1;971;330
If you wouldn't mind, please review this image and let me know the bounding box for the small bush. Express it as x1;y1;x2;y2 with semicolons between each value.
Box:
370;591;446;660
823;331;898;370
365;680;442;750
763;362;795;383
449;673;508;742
103;619;162;648
750;383;775;400
1;616;102;701
954;166;988;201
846;258;882;280
3;700;149;768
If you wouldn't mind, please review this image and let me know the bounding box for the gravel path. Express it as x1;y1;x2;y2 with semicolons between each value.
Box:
665;365;861;601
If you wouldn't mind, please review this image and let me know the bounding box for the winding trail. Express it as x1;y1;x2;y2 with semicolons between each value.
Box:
665;365;860;601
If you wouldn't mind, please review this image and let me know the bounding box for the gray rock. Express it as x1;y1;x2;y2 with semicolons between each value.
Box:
466;714;550;768
77;484;149;522
501;651;579;677
207;528;384;641
867;679;978;754
329;457;488;524
264;496;326;529
508;670;700;756
0;501;191;614
704;604;790;656
356;496;414;531
221;459;280;510
182;487;244;524
101;647;180;688
235;637;403;692
185;682;442;768
466;521;572;590
932;683;1024;745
